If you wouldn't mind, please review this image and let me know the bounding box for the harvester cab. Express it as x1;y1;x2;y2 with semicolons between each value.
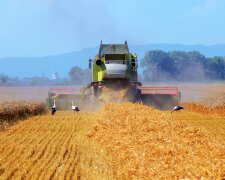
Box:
89;41;142;99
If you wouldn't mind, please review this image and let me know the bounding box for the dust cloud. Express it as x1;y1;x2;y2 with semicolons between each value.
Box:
99;86;128;103
0;86;49;103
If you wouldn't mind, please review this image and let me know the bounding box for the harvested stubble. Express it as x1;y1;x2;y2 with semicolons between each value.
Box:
88;103;225;179
0;103;224;179
0;101;46;125
0;112;113;179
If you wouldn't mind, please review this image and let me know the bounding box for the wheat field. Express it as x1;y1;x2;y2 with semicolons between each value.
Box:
0;84;225;179
0;87;49;103
0;103;224;179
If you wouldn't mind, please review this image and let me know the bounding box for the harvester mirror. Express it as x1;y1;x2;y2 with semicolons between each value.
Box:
96;59;102;66
89;59;92;69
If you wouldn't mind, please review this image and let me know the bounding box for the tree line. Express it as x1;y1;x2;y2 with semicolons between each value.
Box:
140;50;225;82
1;50;225;86
0;75;70;86
0;67;91;86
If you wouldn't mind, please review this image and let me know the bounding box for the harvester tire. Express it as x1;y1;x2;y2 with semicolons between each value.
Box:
93;86;98;97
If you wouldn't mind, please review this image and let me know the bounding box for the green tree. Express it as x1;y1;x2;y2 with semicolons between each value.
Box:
169;51;206;81
140;50;217;82
141;50;176;81
205;57;225;80
0;74;9;83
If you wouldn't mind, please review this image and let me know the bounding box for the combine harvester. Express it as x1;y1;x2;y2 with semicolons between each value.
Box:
46;41;181;110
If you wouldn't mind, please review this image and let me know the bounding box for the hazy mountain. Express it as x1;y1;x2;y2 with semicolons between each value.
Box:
0;47;98;78
1;44;225;78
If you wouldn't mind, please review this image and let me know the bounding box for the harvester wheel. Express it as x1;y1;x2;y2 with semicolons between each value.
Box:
93;86;98;97
136;88;142;102
178;91;181;101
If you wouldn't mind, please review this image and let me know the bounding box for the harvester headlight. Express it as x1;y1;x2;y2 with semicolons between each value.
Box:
96;59;102;65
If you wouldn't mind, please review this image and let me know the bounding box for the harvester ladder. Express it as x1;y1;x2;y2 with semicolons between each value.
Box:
130;57;137;71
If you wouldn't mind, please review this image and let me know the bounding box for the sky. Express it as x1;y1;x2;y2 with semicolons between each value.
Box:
0;0;225;58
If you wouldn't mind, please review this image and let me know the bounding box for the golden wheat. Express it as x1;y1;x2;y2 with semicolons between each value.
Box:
0;112;113;179
183;102;225;116
88;103;225;179
0;103;224;179
0;101;46;128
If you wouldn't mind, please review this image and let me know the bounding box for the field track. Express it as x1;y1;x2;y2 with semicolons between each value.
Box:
0;103;224;179
0;112;113;179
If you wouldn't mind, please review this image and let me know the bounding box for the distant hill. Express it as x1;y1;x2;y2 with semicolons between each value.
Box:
0;47;98;78
1;44;225;78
